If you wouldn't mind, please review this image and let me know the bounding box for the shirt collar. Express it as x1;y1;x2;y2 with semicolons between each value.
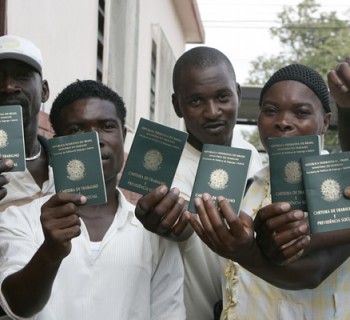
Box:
114;188;138;229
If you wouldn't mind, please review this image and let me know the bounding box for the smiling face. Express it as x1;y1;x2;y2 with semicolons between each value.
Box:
258;80;331;151
0;59;49;134
172;62;241;151
55;98;126;185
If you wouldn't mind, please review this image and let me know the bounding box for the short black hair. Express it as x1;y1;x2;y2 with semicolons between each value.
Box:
259;64;331;113
172;46;236;93
50;80;126;133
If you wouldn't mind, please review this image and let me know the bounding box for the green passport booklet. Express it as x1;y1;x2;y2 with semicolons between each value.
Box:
301;151;350;234
49;131;107;206
268;135;321;211
118;118;188;195
0;105;25;171
188;144;252;213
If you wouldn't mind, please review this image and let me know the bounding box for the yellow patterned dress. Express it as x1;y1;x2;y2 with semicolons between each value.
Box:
222;166;350;320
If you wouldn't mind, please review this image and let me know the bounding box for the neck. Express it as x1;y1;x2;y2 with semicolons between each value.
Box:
81;178;119;214
24;132;41;159
187;135;203;152
105;178;119;206
25;139;49;188
187;135;234;152
79;180;119;242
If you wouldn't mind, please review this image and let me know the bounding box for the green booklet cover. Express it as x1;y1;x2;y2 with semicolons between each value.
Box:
301;151;350;234
268;135;321;211
118;118;188;195
0;105;25;171
188;144;252;213
49;131;107;206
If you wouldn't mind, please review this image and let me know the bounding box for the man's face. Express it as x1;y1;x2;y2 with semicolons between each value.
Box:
172;62;241;151
0;59;49;132
258;80;331;151
56;98;126;184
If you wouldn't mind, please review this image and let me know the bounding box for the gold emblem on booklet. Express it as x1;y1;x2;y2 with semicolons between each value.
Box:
66;159;86;181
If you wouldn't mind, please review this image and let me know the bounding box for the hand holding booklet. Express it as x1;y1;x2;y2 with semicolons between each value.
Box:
268;134;350;234
301;151;350;233
188;144;252;214
118;118;188;195
268;135;321;211
49;131;107;206
0;105;25;171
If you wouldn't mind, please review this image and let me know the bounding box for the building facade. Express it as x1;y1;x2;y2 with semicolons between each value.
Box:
0;0;204;147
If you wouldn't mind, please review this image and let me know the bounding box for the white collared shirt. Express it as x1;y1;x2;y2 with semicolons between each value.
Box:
172;134;263;320
0;190;185;320
0;166;55;212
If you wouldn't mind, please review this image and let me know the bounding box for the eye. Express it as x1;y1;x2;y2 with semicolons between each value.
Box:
68;126;83;134
189;96;201;107
15;71;33;81
217;92;232;102
295;107;312;118
102;121;117;130
261;105;277;115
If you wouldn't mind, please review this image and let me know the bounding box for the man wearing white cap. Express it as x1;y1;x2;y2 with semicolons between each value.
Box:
0;35;54;211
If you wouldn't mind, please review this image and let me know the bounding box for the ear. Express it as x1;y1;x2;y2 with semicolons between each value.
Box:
236;82;242;105
41;79;50;103
322;112;331;134
122;127;127;142
172;93;183;118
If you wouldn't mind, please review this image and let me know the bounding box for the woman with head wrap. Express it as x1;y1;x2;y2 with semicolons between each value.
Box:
186;64;350;320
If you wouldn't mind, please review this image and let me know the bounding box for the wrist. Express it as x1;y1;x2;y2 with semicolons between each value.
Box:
39;242;66;265
229;238;257;264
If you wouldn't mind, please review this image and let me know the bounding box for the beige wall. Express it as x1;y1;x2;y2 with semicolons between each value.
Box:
5;0;203;151
7;0;98;111
135;0;186;120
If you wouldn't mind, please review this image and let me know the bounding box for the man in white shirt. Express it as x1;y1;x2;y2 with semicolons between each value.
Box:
135;46;262;320
0;35;54;212
0;80;185;320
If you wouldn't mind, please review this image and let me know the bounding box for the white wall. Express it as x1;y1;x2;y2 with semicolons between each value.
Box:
7;0;98;111
6;0;196;151
135;0;186;121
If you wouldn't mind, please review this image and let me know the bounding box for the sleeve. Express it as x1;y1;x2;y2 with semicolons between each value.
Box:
241;167;269;218
248;144;263;178
150;237;185;320
0;201;45;319
171;152;198;201
171;169;192;201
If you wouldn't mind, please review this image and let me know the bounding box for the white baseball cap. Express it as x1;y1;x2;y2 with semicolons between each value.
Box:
0;35;43;74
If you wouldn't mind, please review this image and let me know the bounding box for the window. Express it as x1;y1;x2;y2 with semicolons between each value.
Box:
149;41;157;121
97;0;105;82
151;25;179;128
0;0;7;36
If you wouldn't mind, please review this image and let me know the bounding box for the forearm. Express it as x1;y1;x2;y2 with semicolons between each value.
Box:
337;105;350;151
303;229;350;255
234;241;350;290
2;242;63;317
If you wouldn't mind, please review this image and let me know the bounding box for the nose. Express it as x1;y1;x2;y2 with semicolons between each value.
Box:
0;75;20;94
274;112;294;131
91;128;105;146
204;100;221;119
